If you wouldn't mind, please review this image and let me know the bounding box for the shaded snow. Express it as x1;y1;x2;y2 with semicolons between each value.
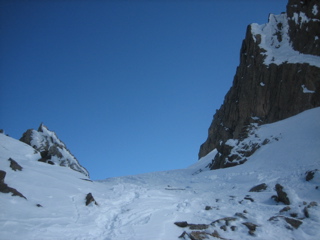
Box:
302;84;315;93
0;108;320;240
313;5;319;16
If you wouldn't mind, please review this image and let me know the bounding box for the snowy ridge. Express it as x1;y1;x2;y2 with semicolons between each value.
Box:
30;124;65;151
21;124;89;177
1;108;320;239
251;13;320;67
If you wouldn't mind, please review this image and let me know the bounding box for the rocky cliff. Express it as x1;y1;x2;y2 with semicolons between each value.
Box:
20;124;89;177
199;0;320;168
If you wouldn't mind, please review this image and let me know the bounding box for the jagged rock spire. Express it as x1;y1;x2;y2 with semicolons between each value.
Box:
20;124;89;177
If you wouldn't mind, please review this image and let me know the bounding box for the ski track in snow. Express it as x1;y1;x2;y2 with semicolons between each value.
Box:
0;108;320;240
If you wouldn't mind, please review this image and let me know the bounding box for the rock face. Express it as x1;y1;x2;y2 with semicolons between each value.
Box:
287;0;320;56
20;124;89;177
199;0;320;167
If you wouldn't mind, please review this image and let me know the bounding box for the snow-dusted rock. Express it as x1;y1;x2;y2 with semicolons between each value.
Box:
20;124;89;177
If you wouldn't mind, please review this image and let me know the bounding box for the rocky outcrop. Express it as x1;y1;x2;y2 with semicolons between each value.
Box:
85;192;98;206
20;124;89;177
0;170;26;199
199;0;320;167
273;184;291;205
8;158;23;171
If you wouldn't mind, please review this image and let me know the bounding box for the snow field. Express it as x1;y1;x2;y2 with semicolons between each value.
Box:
0;108;320;239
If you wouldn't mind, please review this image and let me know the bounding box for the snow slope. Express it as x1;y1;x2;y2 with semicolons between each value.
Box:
0;108;320;240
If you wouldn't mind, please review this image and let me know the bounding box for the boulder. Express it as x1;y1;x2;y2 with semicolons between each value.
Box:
8;158;23;171
249;183;268;192
85;193;98;206
274;184;290;205
279;206;291;213
268;216;302;229
205;206;212;210
305;169;319;181
242;222;259;235
174;221;189;228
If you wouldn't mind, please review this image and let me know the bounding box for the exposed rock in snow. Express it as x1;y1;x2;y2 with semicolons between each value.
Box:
20;124;89;177
268;216;303;230
8;158;23;171
1;0;320;239
249;183;268;192
0;170;26;199
85;192;98;206
199;0;320;164
0;108;320;239
305;169;319;181
274;183;291;205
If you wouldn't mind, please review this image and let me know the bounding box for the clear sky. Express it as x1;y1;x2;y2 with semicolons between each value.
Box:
1;0;287;180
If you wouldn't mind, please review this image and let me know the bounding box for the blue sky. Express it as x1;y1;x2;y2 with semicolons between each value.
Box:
1;0;287;180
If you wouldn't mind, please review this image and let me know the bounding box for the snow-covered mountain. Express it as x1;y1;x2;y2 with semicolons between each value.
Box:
20;123;89;177
199;0;320;161
1;0;320;239
0;108;319;240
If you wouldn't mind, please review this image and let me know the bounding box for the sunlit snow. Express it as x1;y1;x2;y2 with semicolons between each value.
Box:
251;13;320;67
1;108;320;240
